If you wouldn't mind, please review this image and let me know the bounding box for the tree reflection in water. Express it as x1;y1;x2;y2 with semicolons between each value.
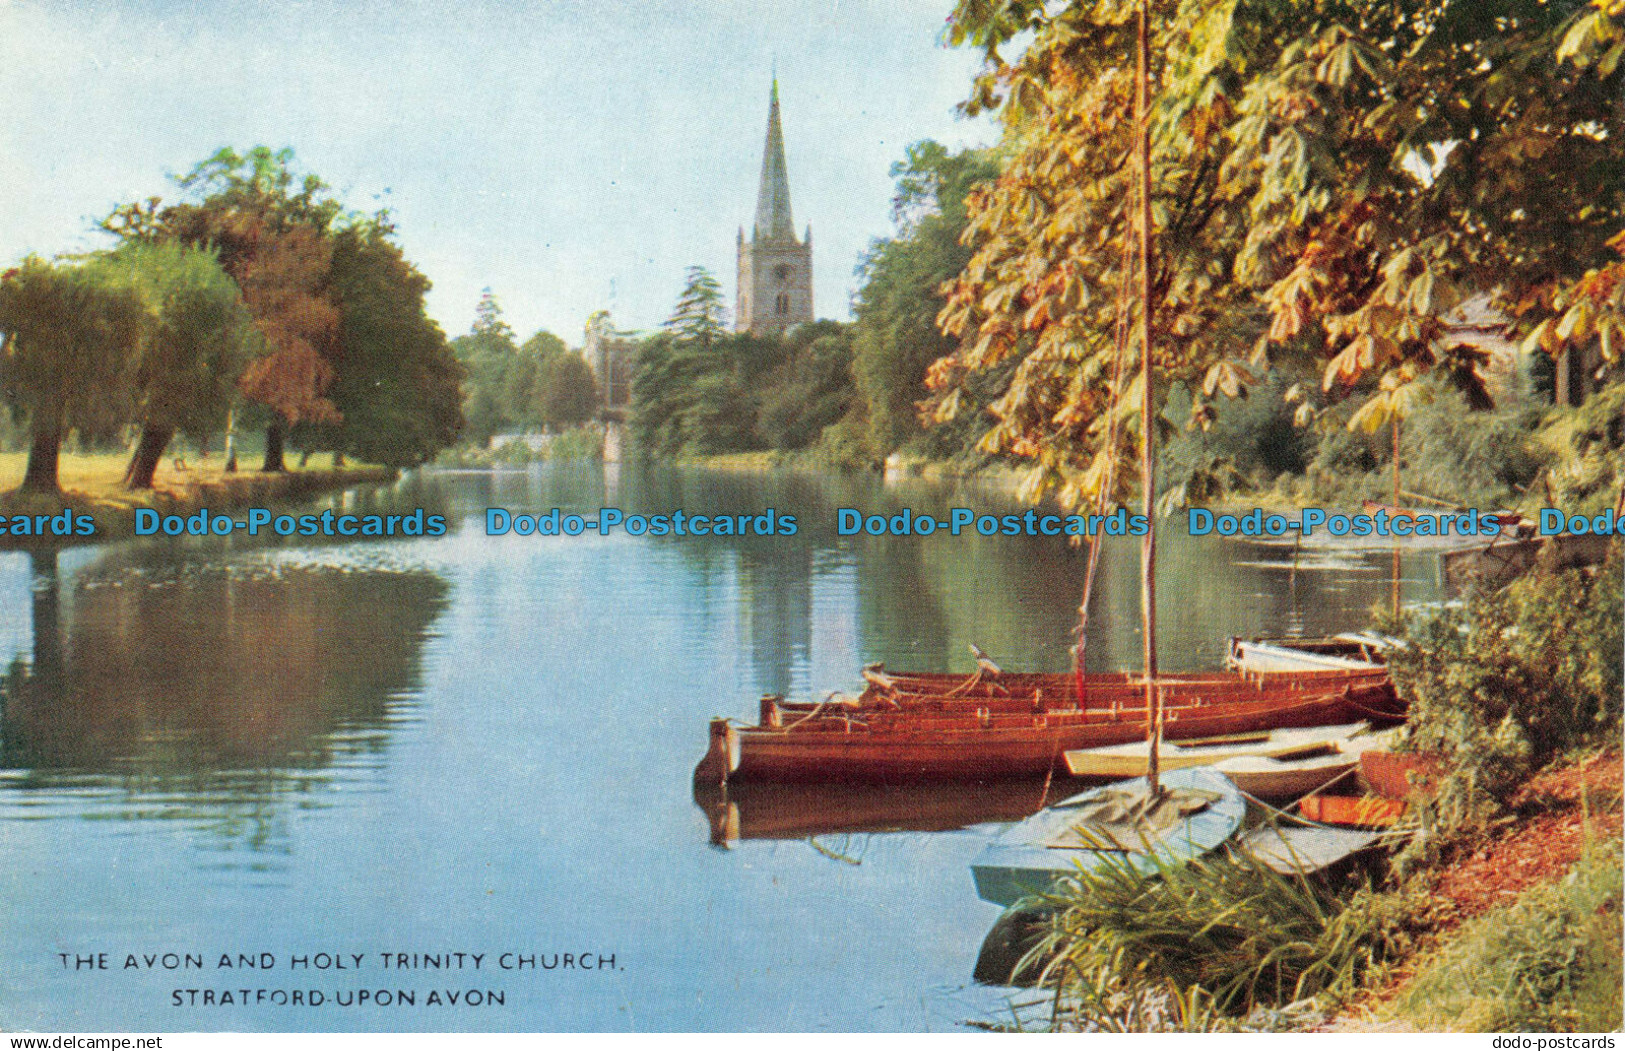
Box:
0;545;449;858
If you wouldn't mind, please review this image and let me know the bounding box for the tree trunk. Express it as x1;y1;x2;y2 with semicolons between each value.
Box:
29;548;62;691
299;450;313;469
21;424;62;493
262;421;286;473
123;425;174;490
333;452;346;469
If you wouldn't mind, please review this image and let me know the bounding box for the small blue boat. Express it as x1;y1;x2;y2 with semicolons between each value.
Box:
970;766;1247;907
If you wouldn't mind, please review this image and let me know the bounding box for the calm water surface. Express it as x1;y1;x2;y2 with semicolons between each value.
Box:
0;464;1443;1031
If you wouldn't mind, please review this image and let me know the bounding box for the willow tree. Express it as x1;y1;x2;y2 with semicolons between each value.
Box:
104;147;343;472
931;0;1625;508
96;241;259;489
0;258;145;492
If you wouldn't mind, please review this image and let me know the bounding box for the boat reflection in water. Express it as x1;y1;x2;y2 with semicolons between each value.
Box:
692;775;1076;847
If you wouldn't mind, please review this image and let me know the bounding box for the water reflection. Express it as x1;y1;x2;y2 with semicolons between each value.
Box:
0;543;450;858
693;777;1074;847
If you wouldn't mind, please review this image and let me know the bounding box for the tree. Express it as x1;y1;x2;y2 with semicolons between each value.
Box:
664;266;728;347
759;326;858;450
852;141;998;454
0;258;146;492
535;353;598;429
95;241;258;489
931;0;1625;509
104;147;344;472
296;218;464;466
451;290;520;445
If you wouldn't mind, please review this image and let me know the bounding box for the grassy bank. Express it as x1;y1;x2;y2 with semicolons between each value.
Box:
0;451;396;548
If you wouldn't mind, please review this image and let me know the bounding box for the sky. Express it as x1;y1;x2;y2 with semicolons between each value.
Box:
0;0;996;345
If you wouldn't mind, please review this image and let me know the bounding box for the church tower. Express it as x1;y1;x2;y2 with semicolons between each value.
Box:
737;80;813;334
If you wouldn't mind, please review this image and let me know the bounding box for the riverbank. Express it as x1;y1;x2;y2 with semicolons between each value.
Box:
0;451;396;549
1332;748;1623;1032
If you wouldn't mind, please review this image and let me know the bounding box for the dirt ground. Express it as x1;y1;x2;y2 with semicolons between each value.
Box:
1429;749;1623;922
1332;747;1623;1031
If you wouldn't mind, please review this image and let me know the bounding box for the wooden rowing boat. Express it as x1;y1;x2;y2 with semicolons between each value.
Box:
1209;751;1362;798
1061;721;1368;780
694;667;1404;785
1297;794;1407;827
1226;633;1393;674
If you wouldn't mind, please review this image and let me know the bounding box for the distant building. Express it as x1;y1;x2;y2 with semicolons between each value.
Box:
1442;294;1525;405
583;311;637;415
736;80;813;334
1443;294;1607;408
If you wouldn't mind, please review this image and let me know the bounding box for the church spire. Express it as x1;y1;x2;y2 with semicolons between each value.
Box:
753;80;796;243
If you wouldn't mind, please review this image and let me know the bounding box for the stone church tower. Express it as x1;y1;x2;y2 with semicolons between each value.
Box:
736;80;813;333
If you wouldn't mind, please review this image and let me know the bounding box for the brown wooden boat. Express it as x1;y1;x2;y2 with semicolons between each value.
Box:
1298;794;1408;827
694;666;1404;785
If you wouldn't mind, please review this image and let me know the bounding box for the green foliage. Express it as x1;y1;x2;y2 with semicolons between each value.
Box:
439;427;603;467
851;142;998;454
450;292;592;445
1160;368;1314;504
1280;378;1548;509
1379;545;1623;842
0;256;148;483
758;330;857;450
630;321;856;461
663;266;728;347
1026;842;1418;1027
95;240;257;439
1390;385;1546;509
630;332;758;458
451;293;521;445
299;219;463;467
1531;378;1625;515
1395;847;1623;1032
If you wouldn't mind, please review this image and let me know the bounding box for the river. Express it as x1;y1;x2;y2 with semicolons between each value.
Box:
0;463;1443;1031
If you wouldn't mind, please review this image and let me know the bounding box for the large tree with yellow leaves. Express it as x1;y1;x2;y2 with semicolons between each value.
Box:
931;0;1625;508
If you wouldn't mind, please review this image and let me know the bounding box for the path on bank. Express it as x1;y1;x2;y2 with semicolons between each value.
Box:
0;451;396;548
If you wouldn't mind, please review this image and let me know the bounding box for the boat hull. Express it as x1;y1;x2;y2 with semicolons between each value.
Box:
1063;721;1367;780
705;676;1402;784
970;767;1246;907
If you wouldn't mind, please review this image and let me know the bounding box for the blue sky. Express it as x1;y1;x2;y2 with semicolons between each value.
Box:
0;0;995;344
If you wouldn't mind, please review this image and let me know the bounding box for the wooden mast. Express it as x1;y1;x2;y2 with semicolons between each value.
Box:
1391;414;1402;617
1136;0;1163;796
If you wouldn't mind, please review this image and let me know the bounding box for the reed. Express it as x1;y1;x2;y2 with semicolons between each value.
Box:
1020;840;1422;1028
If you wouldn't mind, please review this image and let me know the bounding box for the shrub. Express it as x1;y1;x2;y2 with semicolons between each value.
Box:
1378;545;1622;861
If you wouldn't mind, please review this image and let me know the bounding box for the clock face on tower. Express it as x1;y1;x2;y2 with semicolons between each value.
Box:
773;264;793;283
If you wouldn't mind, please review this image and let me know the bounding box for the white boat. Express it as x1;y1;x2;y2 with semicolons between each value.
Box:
969;767;1247;907
1062;721;1370;780
1226;633;1395;674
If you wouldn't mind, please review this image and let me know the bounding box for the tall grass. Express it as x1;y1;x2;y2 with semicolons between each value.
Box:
1019;842;1433;1030
1393;846;1623;1032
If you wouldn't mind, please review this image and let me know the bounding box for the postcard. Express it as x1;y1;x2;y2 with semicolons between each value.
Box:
0;0;1620;1038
